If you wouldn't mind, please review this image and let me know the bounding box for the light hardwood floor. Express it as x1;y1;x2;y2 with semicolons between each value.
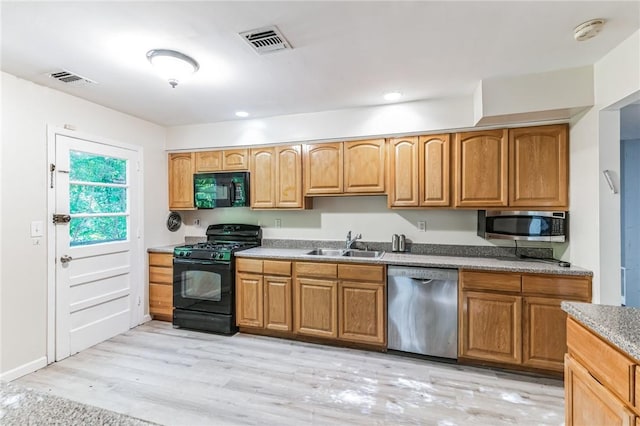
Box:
16;321;564;425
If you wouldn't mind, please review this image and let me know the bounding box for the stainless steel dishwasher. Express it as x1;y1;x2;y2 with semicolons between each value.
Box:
387;266;458;359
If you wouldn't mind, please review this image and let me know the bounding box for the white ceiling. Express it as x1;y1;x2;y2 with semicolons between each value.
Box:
2;1;639;127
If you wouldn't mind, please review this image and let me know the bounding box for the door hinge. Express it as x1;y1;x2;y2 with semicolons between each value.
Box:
50;163;55;188
52;214;71;224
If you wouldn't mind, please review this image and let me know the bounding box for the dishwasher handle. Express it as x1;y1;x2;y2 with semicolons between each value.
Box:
413;278;434;285
387;265;458;281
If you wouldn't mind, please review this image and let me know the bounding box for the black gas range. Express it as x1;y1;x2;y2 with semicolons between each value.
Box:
172;224;261;335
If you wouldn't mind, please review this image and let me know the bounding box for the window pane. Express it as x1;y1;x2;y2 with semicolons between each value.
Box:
70;216;127;246
70;184;127;214
70;150;127;184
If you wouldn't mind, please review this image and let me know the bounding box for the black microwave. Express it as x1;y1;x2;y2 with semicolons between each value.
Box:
477;210;567;242
194;172;250;209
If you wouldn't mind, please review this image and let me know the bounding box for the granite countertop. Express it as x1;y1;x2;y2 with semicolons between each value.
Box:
562;301;640;362
235;247;592;276
147;244;180;254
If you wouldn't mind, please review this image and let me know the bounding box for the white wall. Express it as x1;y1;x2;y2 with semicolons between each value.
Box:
0;72;177;380
570;30;640;305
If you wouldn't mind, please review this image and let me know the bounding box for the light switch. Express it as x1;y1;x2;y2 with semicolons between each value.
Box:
31;221;44;237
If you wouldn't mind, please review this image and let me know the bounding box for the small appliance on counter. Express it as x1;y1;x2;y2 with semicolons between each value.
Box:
172;224;261;335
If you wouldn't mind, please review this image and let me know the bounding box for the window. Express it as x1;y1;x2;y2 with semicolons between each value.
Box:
68;150;129;246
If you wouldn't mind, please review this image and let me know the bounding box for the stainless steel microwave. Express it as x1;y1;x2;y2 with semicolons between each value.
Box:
477;210;567;242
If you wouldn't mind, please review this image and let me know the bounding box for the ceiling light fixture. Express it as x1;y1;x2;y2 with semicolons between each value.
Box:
383;91;402;102
235;111;250;118
573;19;605;41
146;49;199;88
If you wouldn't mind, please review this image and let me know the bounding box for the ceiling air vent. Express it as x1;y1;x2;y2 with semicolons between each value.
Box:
239;25;291;54
48;70;96;86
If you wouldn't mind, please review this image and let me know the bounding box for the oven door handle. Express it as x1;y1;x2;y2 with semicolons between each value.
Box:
173;258;226;266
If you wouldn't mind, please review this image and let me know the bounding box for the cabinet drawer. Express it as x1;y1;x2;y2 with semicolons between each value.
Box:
149;266;173;284
338;264;385;282
567;318;634;404
295;262;337;278
522;275;591;300
237;258;263;274
460;270;521;292
264;260;292;276
149;253;173;267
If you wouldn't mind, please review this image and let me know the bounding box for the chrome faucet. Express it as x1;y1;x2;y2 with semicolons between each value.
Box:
346;231;362;249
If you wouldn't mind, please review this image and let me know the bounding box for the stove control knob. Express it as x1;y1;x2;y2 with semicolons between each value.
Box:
186;252;191;257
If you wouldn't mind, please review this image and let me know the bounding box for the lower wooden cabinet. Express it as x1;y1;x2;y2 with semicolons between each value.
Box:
236;258;292;331
459;290;522;365
294;261;386;346
338;281;385;345
148;252;173;322
459;269;591;374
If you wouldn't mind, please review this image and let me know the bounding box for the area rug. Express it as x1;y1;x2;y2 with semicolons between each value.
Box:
1;382;156;425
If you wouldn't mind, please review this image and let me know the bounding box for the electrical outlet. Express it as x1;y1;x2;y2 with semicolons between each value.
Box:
194;219;201;226
418;221;426;232
275;219;282;228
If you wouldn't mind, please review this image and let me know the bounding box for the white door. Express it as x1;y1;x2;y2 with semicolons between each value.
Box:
53;133;140;360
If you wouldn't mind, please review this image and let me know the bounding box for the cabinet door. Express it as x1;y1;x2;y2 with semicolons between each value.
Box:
250;147;276;208
168;152;195;210
304;143;343;194
454;129;508;207
264;276;292;331
565;355;636;426
223;149;249;170
236;273;264;328
388;137;419;207
276;145;303;207
522;297;566;372
195;151;222;172
149;284;173;321
509;124;568;209
419;134;450;206
294;277;338;338
344;139;385;193
338;281;385;345
459;291;522;364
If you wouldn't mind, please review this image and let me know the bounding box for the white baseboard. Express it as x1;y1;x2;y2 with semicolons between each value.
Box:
0;356;47;382
141;314;152;324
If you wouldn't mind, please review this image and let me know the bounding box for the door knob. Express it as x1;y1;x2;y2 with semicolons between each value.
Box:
60;255;73;264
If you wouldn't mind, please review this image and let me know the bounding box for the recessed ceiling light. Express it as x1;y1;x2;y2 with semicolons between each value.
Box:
383;91;402;102
235;111;250;118
146;49;199;88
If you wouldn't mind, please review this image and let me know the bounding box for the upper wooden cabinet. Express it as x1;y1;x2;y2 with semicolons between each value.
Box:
343;139;385;193
304;140;385;195
454;129;509;207
194;149;248;172
168;152;195;210
509;124;568;209
304;143;343;194
388;134;450;208
250;145;305;209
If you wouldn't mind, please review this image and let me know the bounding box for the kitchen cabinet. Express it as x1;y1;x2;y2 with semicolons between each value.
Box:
293;261;386;346
454;129;508;207
250;144;307;209
148;252;173;322
168;152;195;210
337;264;385;345
304;139;385;195
459;270;591;374
387;134;451;207
194;149;248;172
565;317;638;425
509;124;568;209
236;258;292;331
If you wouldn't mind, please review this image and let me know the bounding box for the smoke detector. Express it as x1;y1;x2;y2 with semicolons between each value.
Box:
574;19;605;41
239;25;291;54
48;69;96;86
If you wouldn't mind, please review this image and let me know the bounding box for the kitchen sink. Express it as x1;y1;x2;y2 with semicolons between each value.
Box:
342;249;385;258
306;248;345;256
